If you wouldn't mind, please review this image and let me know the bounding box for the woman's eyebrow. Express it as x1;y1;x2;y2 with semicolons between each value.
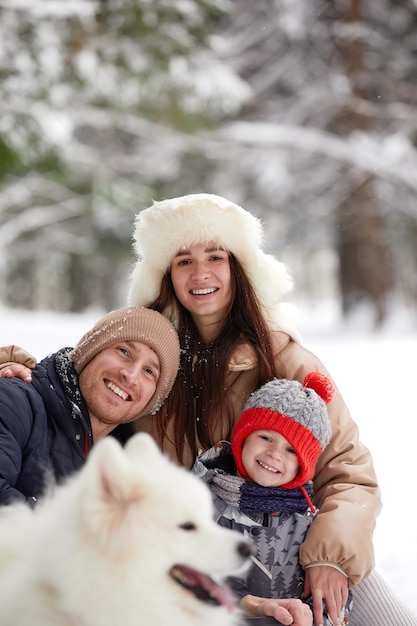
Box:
174;245;225;258
205;245;225;253
174;249;191;258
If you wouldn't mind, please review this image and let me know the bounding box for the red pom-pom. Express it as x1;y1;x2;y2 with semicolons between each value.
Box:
303;371;334;404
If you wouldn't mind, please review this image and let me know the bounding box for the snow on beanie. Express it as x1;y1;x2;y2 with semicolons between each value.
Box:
71;307;180;417
232;372;334;490
127;193;301;341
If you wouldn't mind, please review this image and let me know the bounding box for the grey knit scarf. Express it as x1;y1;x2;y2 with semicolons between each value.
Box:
211;472;313;515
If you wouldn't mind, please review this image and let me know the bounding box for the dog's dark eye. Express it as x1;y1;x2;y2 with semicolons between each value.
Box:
179;522;196;531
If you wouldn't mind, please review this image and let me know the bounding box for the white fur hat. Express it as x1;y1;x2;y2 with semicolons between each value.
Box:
128;193;301;340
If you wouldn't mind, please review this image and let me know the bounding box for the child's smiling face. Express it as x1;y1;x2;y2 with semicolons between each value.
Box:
240;429;299;487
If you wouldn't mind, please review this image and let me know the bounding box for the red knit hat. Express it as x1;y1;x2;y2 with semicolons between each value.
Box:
231;373;334;490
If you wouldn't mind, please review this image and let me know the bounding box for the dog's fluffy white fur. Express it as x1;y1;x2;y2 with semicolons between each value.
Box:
0;433;250;626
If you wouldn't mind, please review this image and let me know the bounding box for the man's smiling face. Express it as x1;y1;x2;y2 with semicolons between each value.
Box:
79;341;160;440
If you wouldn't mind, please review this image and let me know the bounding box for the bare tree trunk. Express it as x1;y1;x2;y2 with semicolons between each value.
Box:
335;0;391;324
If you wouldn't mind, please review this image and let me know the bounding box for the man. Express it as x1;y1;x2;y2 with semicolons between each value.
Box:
0;307;180;506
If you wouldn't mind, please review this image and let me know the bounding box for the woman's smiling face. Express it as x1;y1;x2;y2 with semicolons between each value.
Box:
170;241;233;340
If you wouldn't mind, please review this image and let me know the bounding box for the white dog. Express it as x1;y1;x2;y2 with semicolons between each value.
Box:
0;433;252;626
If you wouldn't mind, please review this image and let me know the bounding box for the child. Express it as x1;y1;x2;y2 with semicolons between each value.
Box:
192;372;352;626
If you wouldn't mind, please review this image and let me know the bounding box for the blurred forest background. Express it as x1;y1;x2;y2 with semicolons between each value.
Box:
1;0;417;327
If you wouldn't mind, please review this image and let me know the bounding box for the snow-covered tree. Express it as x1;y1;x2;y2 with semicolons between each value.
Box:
1;0;416;322
195;0;417;323
0;0;243;310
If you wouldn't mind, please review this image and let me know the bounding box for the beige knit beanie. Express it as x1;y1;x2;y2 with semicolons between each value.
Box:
71;307;180;417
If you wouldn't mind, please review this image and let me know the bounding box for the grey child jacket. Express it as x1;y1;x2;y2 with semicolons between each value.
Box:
192;441;352;625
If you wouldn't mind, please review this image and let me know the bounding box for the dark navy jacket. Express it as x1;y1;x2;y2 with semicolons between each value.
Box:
0;349;92;506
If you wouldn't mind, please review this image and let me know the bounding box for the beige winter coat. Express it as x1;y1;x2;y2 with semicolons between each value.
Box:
134;331;381;588
0;345;37;371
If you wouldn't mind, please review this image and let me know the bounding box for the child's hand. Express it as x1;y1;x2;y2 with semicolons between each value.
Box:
241;594;313;626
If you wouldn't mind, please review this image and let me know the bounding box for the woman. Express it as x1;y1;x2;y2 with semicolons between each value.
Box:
126;193;416;626
2;193;416;626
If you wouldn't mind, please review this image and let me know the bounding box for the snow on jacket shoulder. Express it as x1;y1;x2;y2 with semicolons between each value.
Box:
0;351;90;506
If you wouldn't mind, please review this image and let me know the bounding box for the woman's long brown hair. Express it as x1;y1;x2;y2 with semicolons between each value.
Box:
148;254;282;465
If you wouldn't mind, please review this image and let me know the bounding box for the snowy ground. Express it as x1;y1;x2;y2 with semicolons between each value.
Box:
1;305;416;618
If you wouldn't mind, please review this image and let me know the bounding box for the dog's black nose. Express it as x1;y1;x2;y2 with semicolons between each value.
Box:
237;541;255;558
